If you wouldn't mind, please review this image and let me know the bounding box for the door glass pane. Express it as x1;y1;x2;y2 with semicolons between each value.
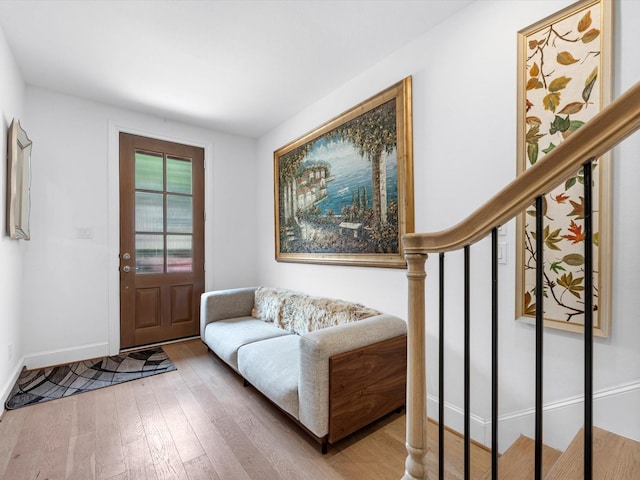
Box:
167;195;192;233
167;235;193;272
132;150;195;275
136;234;164;273
167;157;192;194
135;152;163;191
135;192;164;232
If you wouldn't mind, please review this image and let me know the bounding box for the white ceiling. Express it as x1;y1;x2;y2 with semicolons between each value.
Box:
0;0;473;138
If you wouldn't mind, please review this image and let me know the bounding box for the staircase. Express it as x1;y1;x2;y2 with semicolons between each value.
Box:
546;427;640;480
401;80;640;480
481;435;560;480
485;427;640;479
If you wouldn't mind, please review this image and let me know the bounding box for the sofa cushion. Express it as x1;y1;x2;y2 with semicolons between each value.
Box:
237;335;300;419
203;316;290;371
251;286;381;335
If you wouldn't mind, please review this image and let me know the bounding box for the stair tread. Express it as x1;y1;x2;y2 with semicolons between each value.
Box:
481;435;561;480
546;426;640;479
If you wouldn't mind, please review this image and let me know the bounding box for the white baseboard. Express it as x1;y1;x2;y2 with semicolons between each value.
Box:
427;394;488;444
1;356;25;408
428;380;640;453
23;342;110;370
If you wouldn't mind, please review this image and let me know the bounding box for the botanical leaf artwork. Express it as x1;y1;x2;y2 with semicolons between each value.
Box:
521;2;604;326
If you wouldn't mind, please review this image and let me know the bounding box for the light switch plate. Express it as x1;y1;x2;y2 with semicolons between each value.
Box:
498;242;507;264
76;227;93;239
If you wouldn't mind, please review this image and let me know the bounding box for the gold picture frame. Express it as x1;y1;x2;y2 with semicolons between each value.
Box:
274;77;414;268
515;0;612;336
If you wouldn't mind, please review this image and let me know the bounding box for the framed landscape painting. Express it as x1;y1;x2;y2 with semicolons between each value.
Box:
515;0;612;336
274;77;414;268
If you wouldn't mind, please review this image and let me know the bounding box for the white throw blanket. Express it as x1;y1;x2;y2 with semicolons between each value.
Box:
251;286;381;335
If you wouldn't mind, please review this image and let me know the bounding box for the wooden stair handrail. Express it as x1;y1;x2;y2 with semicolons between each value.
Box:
400;80;640;480
402;80;640;254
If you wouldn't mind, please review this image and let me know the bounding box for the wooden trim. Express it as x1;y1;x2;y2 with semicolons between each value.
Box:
402;80;640;254
328;335;407;443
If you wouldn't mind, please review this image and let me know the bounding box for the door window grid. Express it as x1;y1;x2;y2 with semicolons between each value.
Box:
134;151;194;273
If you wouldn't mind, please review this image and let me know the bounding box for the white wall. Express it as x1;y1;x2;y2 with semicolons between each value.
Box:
3;0;638;454
0;26;25;405
257;0;640;451
21;86;259;367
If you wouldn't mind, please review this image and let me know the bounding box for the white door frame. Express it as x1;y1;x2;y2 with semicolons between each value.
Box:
107;121;214;355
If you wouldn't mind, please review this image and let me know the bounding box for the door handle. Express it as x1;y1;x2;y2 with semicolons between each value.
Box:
122;265;132;273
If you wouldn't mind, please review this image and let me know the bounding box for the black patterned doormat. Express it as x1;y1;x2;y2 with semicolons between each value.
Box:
5;347;176;409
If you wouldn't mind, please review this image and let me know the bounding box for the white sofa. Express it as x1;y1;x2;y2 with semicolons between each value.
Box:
200;286;407;452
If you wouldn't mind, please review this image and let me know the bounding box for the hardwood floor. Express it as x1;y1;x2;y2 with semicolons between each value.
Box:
0;339;491;480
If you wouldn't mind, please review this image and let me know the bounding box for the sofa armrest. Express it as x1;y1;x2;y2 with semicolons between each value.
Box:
298;314;407;438
200;287;258;339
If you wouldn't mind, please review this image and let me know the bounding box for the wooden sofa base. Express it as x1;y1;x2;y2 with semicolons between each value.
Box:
205;334;407;453
328;334;407;444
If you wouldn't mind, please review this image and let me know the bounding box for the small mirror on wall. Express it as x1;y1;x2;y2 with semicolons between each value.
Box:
6;119;32;240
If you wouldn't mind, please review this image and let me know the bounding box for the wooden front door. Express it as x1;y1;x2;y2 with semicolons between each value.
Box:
119;133;205;349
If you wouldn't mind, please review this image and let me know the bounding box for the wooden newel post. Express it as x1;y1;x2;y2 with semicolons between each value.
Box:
403;252;429;480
